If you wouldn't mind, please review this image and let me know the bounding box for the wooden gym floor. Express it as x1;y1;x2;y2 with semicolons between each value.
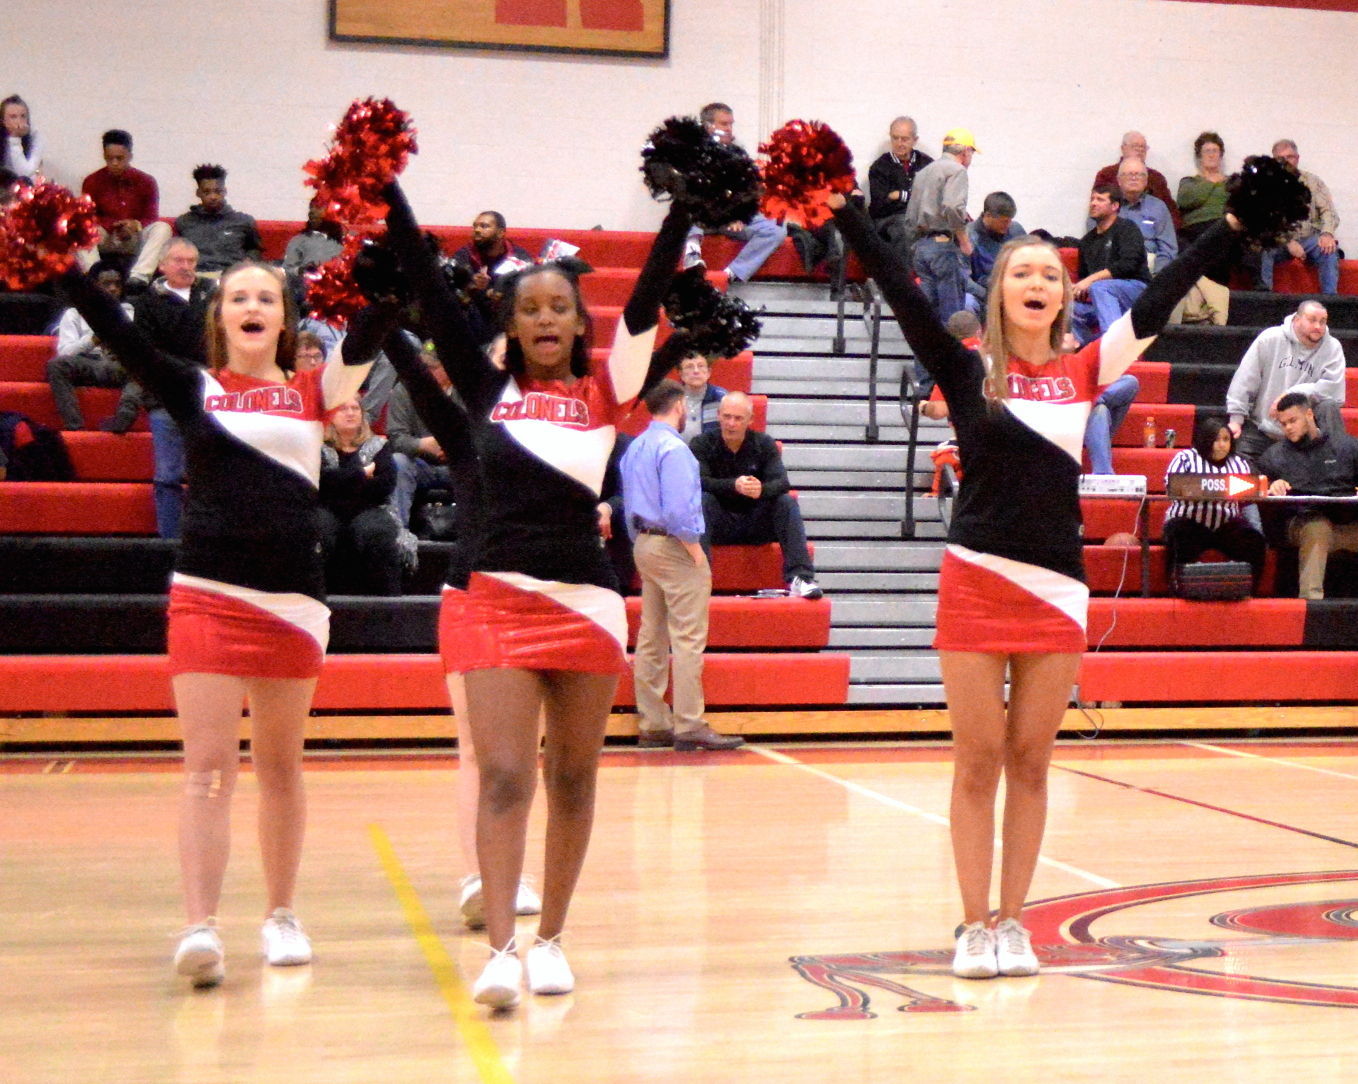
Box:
4;730;1358;1082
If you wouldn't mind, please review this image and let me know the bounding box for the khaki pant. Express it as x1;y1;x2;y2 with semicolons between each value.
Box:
1288;516;1358;599
632;534;710;735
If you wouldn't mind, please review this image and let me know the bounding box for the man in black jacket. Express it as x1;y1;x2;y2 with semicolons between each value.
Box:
867;116;933;254
1071;184;1151;345
1260;391;1358;599
689;392;822;599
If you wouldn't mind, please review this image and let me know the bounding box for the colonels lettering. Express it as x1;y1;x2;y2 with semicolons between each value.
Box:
205;386;306;414
491;391;590;428
1006;373;1077;402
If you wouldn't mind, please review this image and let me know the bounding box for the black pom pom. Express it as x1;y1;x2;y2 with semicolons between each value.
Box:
351;235;408;304
662;266;763;358
1226;155;1313;247
641;116;761;228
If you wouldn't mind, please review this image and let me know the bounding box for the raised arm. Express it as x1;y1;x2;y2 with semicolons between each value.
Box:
383;327;476;474
381;180;499;408
831;198;979;401
609;205;693;403
57;269;203;422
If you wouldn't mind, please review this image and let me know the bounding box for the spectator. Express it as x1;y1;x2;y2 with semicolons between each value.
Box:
1261;140;1340;296
1071;184;1150;345
124;238;212;537
388;343;454;528
451;211;532;290
79;129;172;286
0;166;17;206
682;102;788;284
621;380;743;751
1163;415;1266;591
293;330;326;373
1175;131;1235;316
174;164;262;274
690;391;822;598
677;353;726;443
1093;130;1180;227
0;95;42;181
318;397;404;596
868;115;933;253
904;128;978;323
1115;158;1177;273
46;262;135;430
967;191;1024;292
1259;391;1358;599
282;198;343;275
1084;373;1141;475
1226;301;1345;465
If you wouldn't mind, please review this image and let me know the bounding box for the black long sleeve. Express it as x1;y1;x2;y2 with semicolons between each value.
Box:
622;205;691;336
342;302;402;368
1129;219;1237;339
382;181;500;411
382;329;475;475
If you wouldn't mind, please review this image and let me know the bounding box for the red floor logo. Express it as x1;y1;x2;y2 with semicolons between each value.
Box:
791;870;1358;1018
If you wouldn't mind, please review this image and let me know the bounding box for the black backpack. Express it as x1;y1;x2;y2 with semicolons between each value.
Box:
0;411;75;481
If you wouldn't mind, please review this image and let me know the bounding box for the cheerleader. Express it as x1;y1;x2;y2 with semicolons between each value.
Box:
59;260;381;987
381;180;690;1007
828;189;1242;979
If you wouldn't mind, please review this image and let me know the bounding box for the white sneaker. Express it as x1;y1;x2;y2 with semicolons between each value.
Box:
472;942;522;1009
459;874;486;930
174;921;225;988
526;935;575;995
261;908;312;967
994;917;1039;976
789;576;823;600
515;879;543;917
952;921;998;979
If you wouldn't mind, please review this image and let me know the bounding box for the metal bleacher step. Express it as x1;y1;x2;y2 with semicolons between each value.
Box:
736;278;952;708
818;572;938;593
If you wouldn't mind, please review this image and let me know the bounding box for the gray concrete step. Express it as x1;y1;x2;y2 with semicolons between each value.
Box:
781;443;942;471
828;626;937;648
755;336;911;358
845;683;946;707
801;493;905;521
832;595;938;626
850;652;942;682
819;571;939;592
807;519;944;540
812;541;945;571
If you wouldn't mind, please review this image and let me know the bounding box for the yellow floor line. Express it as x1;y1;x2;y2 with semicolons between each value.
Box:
368;824;515;1084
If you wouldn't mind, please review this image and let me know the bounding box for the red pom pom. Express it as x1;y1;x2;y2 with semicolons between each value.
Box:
0;183;102;289
758;120;856;229
304;98;418;230
304;234;372;328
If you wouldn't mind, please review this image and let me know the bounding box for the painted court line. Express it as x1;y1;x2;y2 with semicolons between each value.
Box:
368;824;515;1084
749;746;1120;889
1184;741;1358;782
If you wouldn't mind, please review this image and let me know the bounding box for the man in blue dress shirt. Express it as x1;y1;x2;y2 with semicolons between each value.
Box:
621;381;744;752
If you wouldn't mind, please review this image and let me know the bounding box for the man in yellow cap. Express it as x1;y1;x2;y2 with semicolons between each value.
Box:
903;128;979;337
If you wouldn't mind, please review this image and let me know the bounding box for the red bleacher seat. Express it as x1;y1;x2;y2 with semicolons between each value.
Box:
0;652;851;712
0;482;154;534
624;596;829;648
1082;498;1167;541
63;432;154;481
1079;650;1358;702
0;335;54;382
1087;598;1305;647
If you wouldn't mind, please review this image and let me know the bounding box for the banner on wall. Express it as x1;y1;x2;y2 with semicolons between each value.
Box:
330;0;670;58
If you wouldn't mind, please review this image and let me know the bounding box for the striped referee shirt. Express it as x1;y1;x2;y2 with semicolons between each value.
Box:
1165;449;1254;529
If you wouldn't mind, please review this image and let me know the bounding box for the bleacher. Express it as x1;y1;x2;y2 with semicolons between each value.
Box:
0;224;852;733
1074;286;1358;708
8;219;1358;738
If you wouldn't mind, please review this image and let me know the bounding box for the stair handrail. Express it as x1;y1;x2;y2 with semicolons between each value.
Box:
863;277;883;443
891;288;924;538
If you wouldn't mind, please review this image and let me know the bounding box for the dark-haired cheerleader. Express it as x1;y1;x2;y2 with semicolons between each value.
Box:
381;178;691;1008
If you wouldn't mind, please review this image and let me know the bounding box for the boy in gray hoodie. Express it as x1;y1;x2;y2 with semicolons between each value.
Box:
1226;301;1346;464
